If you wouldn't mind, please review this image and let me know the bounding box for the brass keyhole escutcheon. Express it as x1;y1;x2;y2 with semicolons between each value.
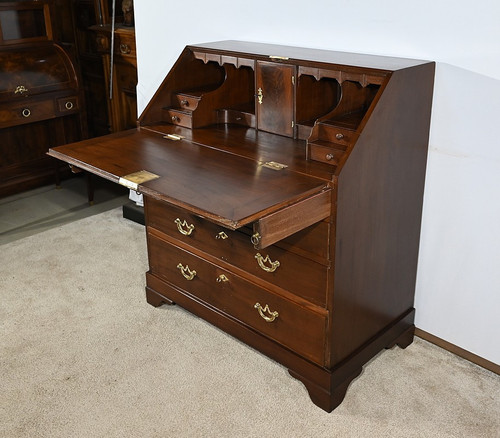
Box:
215;231;228;240
257;88;263;105
216;274;229;283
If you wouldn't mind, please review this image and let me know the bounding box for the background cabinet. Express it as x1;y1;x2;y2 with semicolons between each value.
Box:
0;0;87;197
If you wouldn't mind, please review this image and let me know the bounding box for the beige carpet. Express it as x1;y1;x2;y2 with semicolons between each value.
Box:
1;208;499;438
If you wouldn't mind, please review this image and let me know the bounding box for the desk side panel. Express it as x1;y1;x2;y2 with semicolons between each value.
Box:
330;62;435;365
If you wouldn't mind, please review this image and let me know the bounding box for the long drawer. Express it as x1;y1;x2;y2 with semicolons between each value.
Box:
145;198;329;307
0;96;79;129
147;233;327;365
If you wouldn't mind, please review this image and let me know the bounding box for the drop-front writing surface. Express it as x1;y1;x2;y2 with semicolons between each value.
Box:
48;41;435;412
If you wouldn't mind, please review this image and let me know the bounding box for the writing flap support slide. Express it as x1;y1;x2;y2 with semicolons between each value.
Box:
252;189;332;250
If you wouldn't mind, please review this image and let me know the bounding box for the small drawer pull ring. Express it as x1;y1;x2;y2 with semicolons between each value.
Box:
254;303;279;322
255;253;280;273
120;43;131;54
65;101;74;110
177;263;197;281
174;218;194;236
22;108;31;118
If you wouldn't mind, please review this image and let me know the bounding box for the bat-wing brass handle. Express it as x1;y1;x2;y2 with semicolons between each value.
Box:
174;218;194;236
254;303;279;322
177;263;196;281
255;253;280;273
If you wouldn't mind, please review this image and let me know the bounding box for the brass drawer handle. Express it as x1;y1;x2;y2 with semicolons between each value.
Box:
15;85;28;95
174;218;194;236
215;231;228;240
216;274;229;283
177;263;197;281
65;101;74;110
180;99;189;107
255;253;280;273
172;115;180;123
22;108;31;118
325;153;335;161
254;303;279;323
335;133;344;140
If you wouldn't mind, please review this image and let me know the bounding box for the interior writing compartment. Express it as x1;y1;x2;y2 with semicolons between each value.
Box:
141;49;256;132
297;66;385;168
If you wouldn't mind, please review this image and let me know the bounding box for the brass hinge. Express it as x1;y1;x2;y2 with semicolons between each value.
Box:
164;134;185;141
118;170;160;190
261;161;288;171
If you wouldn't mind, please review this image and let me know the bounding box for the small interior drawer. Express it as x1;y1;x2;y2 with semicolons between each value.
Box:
308;143;345;166
318;124;358;146
163;108;193;128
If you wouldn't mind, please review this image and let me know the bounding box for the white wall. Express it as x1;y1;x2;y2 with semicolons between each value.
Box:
134;0;500;364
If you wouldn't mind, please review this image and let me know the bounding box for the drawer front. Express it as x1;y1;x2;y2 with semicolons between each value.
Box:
319;125;358;146
148;234;327;365
308;143;344;166
0;99;55;128
146;197;329;262
163;108;193;128
175;94;200;111
115;33;136;58
56;96;79;114
145;198;328;306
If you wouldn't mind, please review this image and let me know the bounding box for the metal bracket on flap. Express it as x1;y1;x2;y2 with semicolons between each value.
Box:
260;161;288;171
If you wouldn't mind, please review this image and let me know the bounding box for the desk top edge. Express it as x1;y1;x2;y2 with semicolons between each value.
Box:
188;40;433;71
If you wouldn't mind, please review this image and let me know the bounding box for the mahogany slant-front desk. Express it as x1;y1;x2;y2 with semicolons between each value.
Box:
49;41;434;412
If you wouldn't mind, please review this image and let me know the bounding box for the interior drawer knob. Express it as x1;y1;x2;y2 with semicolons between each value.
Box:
22;108;31;118
174;218;194;236
65;101;74;110
335;133;344;140
255;253;280;273
325;153;335;161
254;303;279;323
180;99;189;107
176;263;197;281
172;115;180;123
